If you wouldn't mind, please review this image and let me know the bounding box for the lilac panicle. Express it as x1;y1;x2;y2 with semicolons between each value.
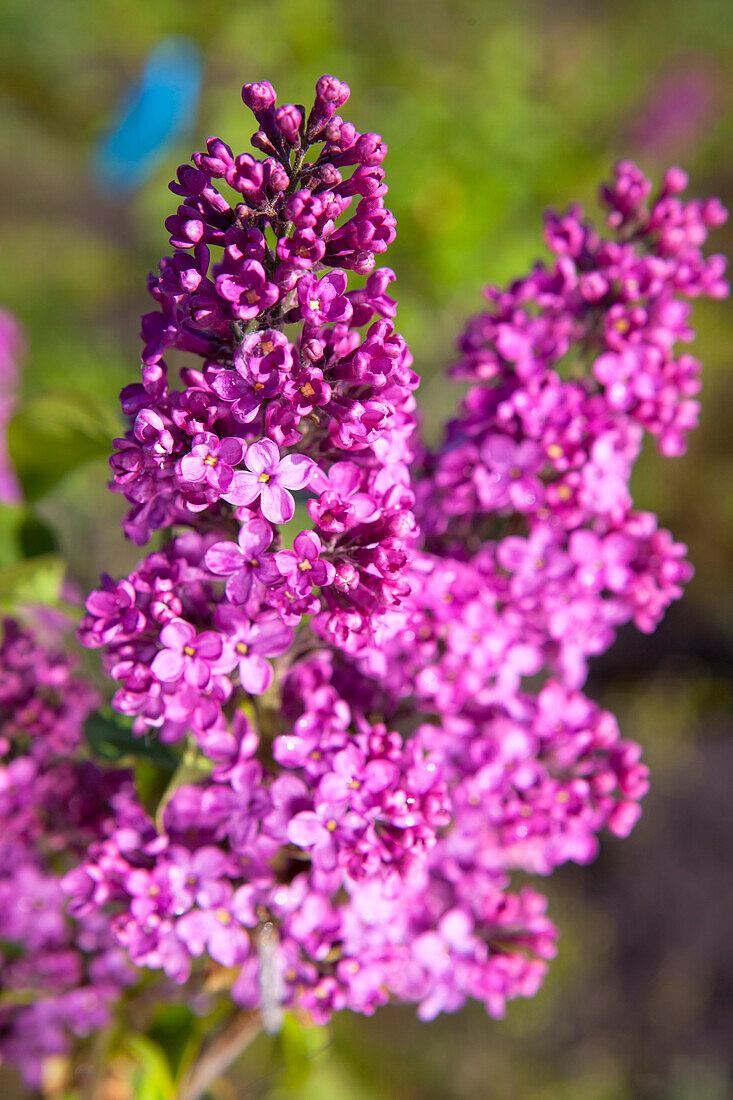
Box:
0;618;134;1085
70;73;728;1047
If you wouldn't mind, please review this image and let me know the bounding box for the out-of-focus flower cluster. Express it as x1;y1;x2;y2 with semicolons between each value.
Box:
1;75;726;1086
69;82;728;1035
0;618;135;1086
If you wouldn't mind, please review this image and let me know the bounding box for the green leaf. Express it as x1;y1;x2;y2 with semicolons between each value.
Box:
148;1004;200;1081
125;1034;176;1100
17;510;58;557
134;757;177;816
0;552;64;607
84;712;179;770
0;503;57;566
0;504;25;567
7;389;118;502
276;1013;332;1090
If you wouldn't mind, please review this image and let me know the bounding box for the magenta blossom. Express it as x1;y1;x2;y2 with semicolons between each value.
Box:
210;367;280;424
234;330;294;380
177;432;245;493
287;801;357;872
223;438;316;522
176;889;251;968
82;577;145;644
317;744;399;807
275;531;336;595
216;606;293;694
71;68;727;1050
205;519;279;604
297;271;353;327
215;259;279;321
308;461;379;533
151;619;233;689
476;435;545;512
568;529;636;593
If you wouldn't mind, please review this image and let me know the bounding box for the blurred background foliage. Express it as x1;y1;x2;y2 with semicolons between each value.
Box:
0;0;732;1096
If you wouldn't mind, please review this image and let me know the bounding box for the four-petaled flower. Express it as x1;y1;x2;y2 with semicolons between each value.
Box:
317;744;399;808
307;461;379;533
83;576;145;643
177;432;245;493
211;367;280;424
205;518;280;604
215;259;279;321
217;606;293;694
151;619;233;689
476;435;545;512
568;529;636;593
224;438;316;523
287;802;356;871
275;531;336;595
297;271;353;327
175;883;252;968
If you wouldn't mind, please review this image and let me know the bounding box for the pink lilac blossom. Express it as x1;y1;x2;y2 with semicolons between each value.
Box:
66;75;728;1049
0;619;135;1086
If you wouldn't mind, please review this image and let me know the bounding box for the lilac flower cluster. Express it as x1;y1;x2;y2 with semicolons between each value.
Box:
0;309;21;503
416;161;727;695
0;618;135;1086
70;76;727;1039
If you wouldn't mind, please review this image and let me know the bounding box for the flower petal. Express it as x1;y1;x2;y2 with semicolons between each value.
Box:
238;654;273;695
288;811;325;847
245;439;279;475
238;518;272;557
223;471;260;506
251;618;293;656
159;619;195;649
151;649;185;683
261;483;294;524
277;453;316;490
205;542;245;576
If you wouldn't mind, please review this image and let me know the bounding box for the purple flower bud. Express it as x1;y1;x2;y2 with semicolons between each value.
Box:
241;80;277;114
275;104;303;144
